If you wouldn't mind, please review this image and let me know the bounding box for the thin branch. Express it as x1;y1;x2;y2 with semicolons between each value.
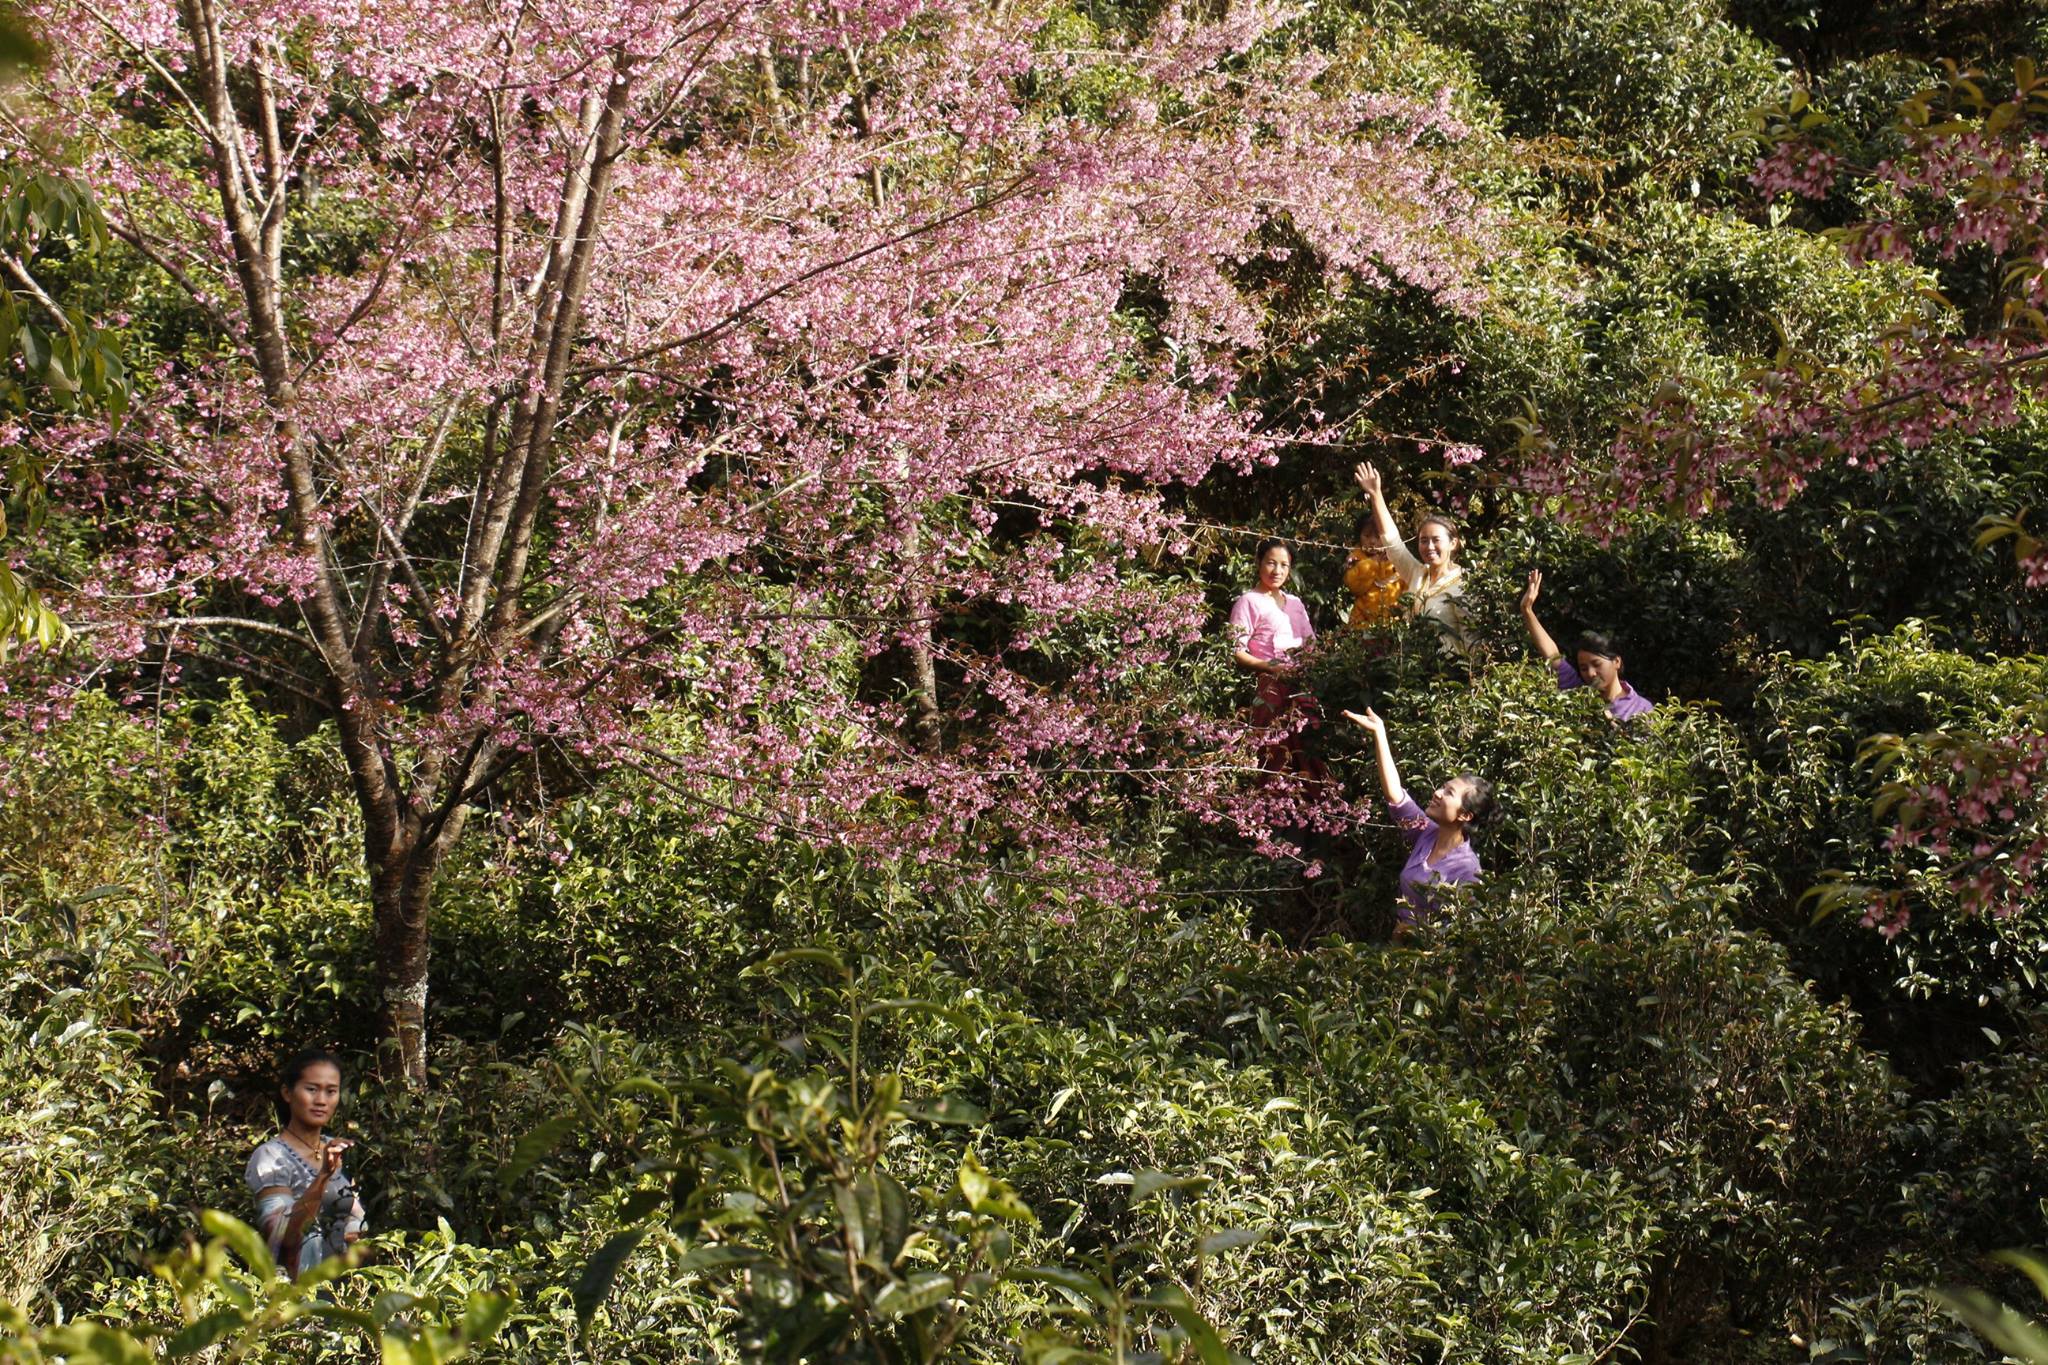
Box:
77;0;227;148
73;614;320;649
292;120;461;383
350;405;460;656
517;589;583;639
415;730;516;850
616;746;844;841
104;219;242;341
392;404;459;542
181;644;331;710
179;0;261;212
361;506;456;650
250;38;287;228
0;253;77;336
479;56;638;633
1828;341;2048;421
627;7;730;139
575;171;1037;380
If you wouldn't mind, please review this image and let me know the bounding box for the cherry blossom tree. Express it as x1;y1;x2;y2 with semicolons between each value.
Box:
1526;62;2048;542
2;0;1487;1080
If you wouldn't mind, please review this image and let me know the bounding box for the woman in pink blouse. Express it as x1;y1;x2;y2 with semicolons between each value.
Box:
1229;539;1322;775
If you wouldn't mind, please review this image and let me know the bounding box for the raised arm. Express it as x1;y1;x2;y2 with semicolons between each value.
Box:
1341;707;1407;806
1352;462;1399;549
1354;461;1426;586
1520;569;1561;661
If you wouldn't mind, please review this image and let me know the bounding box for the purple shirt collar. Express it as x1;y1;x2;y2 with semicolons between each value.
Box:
1388;794;1482;922
1554;658;1654;721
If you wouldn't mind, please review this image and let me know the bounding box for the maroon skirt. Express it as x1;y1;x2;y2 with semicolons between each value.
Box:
1250;673;1325;777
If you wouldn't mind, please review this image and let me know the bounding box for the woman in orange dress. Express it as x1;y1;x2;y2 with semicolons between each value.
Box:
1343;513;1405;628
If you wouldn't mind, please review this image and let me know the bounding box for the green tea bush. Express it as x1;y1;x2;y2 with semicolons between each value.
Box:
1;641;2040;1364
0;690;380;1084
1429;884;1899;1351
1894;1027;2048;1257
21;1214;515;1365
1722;430;2048;662
0;887;171;1313
1748;624;2048;1073
1374;0;1783;183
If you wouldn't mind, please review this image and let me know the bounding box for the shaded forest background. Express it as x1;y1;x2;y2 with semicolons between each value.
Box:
7;0;2048;1361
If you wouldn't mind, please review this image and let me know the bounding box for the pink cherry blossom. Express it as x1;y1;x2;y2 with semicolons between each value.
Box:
2;0;1491;1078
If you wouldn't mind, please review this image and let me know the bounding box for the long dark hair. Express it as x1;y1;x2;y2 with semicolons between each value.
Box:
275;1047;344;1124
1455;773;1497;828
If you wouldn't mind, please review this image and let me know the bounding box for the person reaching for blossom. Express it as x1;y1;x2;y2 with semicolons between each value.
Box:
1343;706;1490;934
1519;570;1654;723
1352;462;1474;659
1229;538;1323;775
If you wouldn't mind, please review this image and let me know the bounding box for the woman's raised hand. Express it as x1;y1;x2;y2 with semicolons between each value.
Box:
1520;568;1542;612
1341;707;1385;736
318;1139;351;1178
1352;462;1382;498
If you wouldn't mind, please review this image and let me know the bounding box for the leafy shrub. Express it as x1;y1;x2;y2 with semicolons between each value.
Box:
1747;625;2048;1070
9;1213;512;1365
0;584;2039;1364
1722;429;2048;661
0;884;170;1313
1374;0;1784;183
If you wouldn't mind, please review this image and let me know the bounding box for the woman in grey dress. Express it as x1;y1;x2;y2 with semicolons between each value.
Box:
245;1048;366;1277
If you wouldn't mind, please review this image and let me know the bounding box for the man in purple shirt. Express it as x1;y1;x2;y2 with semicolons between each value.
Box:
1520;570;1655;723
1342;707;1491;930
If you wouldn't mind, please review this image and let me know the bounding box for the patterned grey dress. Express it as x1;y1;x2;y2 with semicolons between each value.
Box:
245;1137;366;1276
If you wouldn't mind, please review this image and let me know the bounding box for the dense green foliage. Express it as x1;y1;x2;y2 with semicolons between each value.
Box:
8;0;2048;1361
6;630;2044;1361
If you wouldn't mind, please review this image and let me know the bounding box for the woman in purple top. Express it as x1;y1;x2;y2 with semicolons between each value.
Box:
1229;538;1323;775
1342;706;1491;930
1519;570;1654;723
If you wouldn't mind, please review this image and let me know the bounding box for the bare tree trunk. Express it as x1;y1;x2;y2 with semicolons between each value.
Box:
367;806;469;1085
369;857;431;1084
905;603;943;752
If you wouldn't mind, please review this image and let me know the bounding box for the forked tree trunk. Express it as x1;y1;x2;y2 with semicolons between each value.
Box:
171;0;632;1087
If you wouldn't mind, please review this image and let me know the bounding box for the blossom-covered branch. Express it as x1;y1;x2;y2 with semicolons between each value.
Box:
4;0;1490;1078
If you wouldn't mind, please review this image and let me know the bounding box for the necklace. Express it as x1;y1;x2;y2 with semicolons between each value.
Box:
280;1125;324;1162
